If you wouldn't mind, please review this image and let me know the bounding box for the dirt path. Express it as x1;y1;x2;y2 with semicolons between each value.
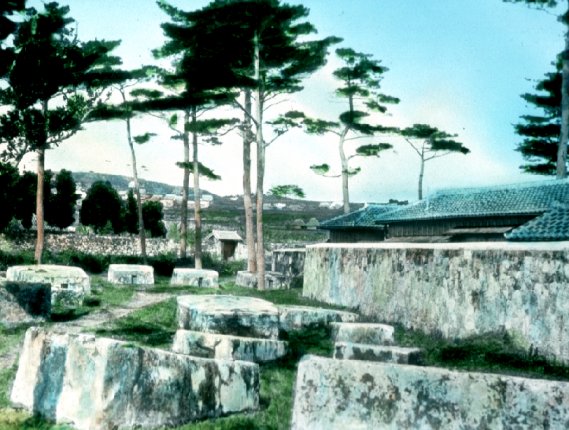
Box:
1;291;174;369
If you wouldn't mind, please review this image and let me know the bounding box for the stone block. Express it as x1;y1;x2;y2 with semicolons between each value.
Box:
278;305;358;333
331;322;394;345
235;271;287;290
6;265;90;307
107;264;154;285
11;327;259;430
271;248;305;288
3;281;51;318
173;330;288;363
170;268;219;288
292;355;569;430
334;342;424;365
177;295;280;339
0;287;47;329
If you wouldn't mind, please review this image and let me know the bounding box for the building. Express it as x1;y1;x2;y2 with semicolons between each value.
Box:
321;180;569;243
204;230;247;261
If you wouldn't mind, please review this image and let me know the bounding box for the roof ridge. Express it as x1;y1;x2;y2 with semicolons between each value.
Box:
434;178;569;196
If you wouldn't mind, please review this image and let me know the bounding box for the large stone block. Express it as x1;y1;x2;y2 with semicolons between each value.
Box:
292;355;569;430
6;265;90;307
331;322;394;345
334;342;424;365
173;330;288;363
11;327;259;430
271;248;305;288
3;281;51;318
235;271;287;290
0;286;49;329
177;295;280;339
170;268;219;288
278;305;358;333
107;264;154;285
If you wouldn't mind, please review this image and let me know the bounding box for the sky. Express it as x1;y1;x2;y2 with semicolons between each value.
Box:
21;0;565;203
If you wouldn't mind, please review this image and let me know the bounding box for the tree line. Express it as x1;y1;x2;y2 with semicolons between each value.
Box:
0;0;564;289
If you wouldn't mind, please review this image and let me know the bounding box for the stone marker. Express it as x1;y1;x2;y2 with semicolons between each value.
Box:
292;355;569;430
173;330;288;363
334;342;424;365
107;264;154;285
278;305;358;333
235;271;287;290
11;327;259;430
330;322;394;345
177;295;280;339
170;268;219;288
6;265;90;307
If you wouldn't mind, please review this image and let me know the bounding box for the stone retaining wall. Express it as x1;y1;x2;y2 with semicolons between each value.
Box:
303;242;569;362
10;233;177;257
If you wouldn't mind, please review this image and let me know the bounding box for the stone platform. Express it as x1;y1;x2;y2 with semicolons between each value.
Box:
173;330;288;363
292;355;569;429
334;342;424;365
11;327;259;430
6;265;90;307
107;264;154;285
331;322;395;345
170;268;219;288
278;305;358;333
235;271;287;290
177;295;280;339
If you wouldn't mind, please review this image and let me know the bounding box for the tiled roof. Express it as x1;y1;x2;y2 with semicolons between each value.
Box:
320;204;403;229
374;179;569;223
211;230;242;241
505;205;569;241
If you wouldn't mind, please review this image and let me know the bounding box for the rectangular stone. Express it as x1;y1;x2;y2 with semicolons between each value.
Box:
278;305;358;333
292;355;569;430
334;342;424;365
172;330;288;363
331;322;394;345
170;268;219;288
11;327;259;430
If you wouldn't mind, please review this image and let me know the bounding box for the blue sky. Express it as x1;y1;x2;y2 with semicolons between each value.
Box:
24;0;564;202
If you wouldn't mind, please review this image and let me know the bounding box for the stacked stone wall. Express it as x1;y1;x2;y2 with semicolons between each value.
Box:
303;242;569;362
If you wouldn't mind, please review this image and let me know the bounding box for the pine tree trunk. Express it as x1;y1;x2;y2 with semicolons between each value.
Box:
418;157;425;201
34;146;45;264
254;33;266;290
242;90;257;273
123;91;147;263
558;2;569;178
192;108;203;269
180;110;190;259
339;128;350;214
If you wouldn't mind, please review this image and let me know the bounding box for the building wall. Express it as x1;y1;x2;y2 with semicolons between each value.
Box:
328;228;385;243
303;242;569;363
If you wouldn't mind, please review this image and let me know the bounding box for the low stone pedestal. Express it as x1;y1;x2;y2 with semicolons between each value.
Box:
107;264;154;285
278;305;358;333
177;295;280;339
235;271;287;290
11;327;259;430
6;265;90;307
292;355;569;430
331;322;394;345
173;330;288;363
170;268;219;288
334;343;424;364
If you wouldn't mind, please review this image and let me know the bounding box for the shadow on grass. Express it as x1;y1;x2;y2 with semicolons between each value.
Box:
49;307;90;322
94;322;175;348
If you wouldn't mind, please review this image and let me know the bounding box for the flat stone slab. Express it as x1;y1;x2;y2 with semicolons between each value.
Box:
11;327;259;430
107;264;154;285
292;355;569;430
173;330;288;363
177;295;280;339
170;268;219;288
331;322;394;345
6;265;90;307
334;342;424;365
278;305;358;333
235;271;288;290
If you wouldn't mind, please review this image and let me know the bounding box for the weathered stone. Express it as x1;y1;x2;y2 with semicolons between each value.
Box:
3;281;51;318
278;305;358;333
303;242;569;363
271;248;305;288
6;265;90;307
0;287;48;329
331;322;394;345
11;327;259;430
177;295;280;339
107;264;154;285
334;342;424;364
170;268;219;288
235;270;287;290
173;330;288;363
292;355;569;430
